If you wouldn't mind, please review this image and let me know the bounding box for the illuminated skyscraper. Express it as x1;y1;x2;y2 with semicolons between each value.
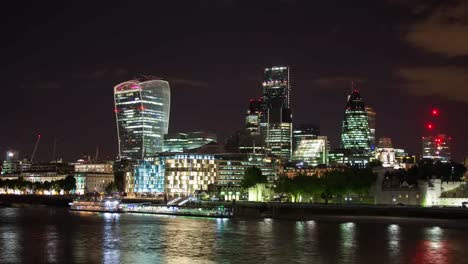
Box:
261;66;290;111
114;78;171;160
261;66;292;160
366;106;376;150
245;98;264;135
422;134;451;162
341;89;371;153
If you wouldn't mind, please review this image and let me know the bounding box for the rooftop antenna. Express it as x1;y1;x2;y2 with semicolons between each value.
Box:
31;133;41;163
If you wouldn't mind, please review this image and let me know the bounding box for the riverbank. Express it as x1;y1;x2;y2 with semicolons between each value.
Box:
232;202;468;220
2;195;468;220
0;194;77;207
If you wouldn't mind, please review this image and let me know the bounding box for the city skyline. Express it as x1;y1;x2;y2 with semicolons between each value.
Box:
1;1;467;161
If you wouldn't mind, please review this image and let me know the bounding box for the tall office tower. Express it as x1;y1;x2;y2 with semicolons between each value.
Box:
245;98;264;135
261;66;293;160
293;136;329;166
114;78;171;160
422;134;452;162
366;106;376;150
261;66;290;112
292;124;320;152
341;88;371;153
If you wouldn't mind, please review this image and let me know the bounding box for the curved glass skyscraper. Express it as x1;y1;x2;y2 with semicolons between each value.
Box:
341;89;371;152
114;78;170;160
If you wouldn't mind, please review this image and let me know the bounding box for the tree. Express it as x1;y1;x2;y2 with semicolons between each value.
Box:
43;181;52;192
105;182;118;195
62;175;76;194
241;166;267;189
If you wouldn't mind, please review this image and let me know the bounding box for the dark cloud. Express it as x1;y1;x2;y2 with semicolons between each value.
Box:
396;66;468;103
404;2;468;57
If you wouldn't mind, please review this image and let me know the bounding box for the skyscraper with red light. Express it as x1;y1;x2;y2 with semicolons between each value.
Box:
114;78;171;160
422;134;451;162
245;98;263;135
422;108;451;162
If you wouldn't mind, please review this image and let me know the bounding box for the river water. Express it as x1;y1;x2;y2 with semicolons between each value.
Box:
1;207;467;263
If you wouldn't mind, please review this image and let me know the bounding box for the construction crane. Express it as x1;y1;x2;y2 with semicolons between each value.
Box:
31;134;41;163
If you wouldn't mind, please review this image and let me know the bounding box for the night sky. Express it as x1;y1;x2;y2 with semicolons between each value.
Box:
1;0;467;162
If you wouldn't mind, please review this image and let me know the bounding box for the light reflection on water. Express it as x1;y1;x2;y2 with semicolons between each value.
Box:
339;222;356;263
1;208;468;264
387;224;401;261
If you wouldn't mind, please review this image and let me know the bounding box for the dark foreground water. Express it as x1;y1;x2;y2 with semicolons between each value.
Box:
1;208;468;263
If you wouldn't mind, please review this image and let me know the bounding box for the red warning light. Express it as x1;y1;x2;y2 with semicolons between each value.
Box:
431;108;439;116
427;123;434;129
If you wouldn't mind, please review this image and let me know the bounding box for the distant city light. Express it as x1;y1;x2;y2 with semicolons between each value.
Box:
7;152;14;157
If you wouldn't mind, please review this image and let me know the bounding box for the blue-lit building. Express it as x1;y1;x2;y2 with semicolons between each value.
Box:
133;160;165;193
114;78;171;160
129;154;217;196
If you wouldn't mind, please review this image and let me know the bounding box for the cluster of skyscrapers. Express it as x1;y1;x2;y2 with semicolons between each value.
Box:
76;66;452;196
0;66;457;199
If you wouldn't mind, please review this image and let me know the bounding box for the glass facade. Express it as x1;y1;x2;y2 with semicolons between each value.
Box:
262;66;290;110
164;154;217;196
292;124;320;152
133;160;165;193
114;79;170;160
341;90;371;153
245;98;263;135
261;66;292;160
266;123;292;160
366;106;376;150
292;136;329;166
216;153;278;186
163;132;217;153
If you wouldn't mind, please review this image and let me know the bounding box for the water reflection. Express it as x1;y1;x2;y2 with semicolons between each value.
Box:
412;226;449;264
45;225;58;263
387;224;401;261
2;208;468;264
102;213;121;264
0;226;21;261
339;222;356;263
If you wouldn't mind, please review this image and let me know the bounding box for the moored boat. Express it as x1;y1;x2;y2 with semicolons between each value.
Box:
69;198;123;213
